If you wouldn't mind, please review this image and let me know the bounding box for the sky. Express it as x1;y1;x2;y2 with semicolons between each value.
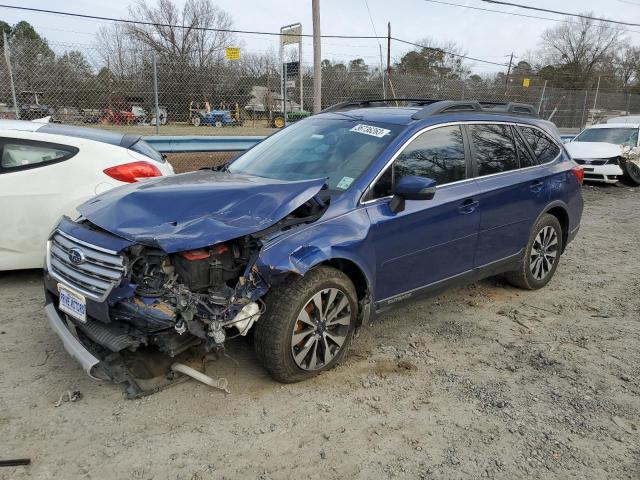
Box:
1;0;639;75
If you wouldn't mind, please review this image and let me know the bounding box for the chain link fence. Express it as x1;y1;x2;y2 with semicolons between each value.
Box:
1;39;639;135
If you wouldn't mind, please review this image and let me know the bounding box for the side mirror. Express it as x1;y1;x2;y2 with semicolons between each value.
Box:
389;176;437;213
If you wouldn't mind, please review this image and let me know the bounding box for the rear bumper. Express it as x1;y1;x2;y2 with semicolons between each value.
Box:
44;301;101;379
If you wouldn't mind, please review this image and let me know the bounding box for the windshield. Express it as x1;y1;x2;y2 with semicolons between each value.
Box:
130;139;165;163
575;127;639;147
228;117;403;191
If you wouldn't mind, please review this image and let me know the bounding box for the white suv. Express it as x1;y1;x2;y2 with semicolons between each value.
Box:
565;122;640;185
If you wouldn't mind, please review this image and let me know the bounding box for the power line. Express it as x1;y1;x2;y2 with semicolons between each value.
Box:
0;3;385;40
424;0;640;34
0;2;509;68
482;0;640;27
391;38;508;66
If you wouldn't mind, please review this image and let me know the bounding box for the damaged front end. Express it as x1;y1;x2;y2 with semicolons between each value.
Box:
44;179;329;398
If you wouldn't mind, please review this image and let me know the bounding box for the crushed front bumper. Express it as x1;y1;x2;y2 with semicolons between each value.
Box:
44;301;101;379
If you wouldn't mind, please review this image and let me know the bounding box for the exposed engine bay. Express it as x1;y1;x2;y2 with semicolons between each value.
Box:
45;194;328;398
115;234;266;356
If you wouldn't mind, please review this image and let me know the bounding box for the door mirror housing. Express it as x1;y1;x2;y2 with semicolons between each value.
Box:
389;176;437;213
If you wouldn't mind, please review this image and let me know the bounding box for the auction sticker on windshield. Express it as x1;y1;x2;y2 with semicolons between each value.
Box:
58;284;87;323
350;124;391;138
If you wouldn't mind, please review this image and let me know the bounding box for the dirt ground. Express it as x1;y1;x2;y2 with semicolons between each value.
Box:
1;184;639;480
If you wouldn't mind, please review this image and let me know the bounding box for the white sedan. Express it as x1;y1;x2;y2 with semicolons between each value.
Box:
0;120;174;270
565;122;640;185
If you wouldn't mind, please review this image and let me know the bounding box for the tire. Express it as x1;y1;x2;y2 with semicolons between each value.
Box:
622;160;640;186
191;115;201;127
254;266;358;383
505;214;564;290
214;121;223;128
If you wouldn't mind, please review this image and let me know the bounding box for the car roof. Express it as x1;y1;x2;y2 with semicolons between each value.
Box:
586;123;640;129
0;119;141;148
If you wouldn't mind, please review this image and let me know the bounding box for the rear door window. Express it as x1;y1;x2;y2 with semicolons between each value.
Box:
0;139;78;173
469;124;518;176
519;127;561;164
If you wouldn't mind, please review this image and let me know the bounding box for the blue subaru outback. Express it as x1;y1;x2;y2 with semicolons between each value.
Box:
44;99;584;394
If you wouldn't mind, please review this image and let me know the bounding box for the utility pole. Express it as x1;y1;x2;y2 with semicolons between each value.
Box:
504;52;513;93
312;0;321;113
386;22;391;98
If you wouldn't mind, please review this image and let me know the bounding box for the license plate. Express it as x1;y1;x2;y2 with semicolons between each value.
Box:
58;285;86;323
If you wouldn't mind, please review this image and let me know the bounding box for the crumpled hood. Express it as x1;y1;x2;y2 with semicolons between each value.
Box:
565;141;621;160
77;170;326;253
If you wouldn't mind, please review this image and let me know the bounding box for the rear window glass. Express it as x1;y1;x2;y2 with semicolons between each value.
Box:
1;141;77;172
519;127;561;164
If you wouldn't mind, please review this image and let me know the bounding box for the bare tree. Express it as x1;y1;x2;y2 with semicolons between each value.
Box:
95;24;143;78
125;0;234;68
538;15;622;86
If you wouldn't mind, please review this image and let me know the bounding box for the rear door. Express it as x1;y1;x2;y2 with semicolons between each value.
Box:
468;123;550;267
365;124;481;302
0;137;79;269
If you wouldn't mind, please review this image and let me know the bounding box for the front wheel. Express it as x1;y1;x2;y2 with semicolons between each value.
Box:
254;266;358;383
505;214;563;290
622;160;640;186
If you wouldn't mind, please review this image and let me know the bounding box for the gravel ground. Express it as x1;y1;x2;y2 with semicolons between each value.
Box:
1;184;639;480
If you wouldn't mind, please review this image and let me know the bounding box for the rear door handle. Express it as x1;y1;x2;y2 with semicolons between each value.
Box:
459;199;479;214
530;180;544;193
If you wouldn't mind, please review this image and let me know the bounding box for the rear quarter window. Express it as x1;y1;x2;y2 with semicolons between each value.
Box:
0;139;78;173
519;127;560;164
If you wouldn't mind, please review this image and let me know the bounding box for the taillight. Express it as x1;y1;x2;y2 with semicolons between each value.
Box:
571;166;584;185
103;161;162;183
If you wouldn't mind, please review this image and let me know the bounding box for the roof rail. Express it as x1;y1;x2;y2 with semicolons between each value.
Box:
320;98;539;119
411;100;538;120
321;98;439;113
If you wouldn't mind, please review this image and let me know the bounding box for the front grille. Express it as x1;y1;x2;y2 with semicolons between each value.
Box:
574;159;608;166
47;230;125;301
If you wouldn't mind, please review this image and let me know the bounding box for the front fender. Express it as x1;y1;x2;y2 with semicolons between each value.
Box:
255;208;375;291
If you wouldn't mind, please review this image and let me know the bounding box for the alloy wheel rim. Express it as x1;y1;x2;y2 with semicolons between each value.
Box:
291;288;351;371
530;226;558;280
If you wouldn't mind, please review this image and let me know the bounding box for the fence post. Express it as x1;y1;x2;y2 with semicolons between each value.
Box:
152;51;159;135
3;31;19;120
580;89;588;129
626;92;631;116
592;75;601;112
537;80;547;114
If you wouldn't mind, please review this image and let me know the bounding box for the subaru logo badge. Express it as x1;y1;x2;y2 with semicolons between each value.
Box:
68;247;86;265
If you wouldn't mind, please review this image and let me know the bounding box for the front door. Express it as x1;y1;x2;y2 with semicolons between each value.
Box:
365;125;481;302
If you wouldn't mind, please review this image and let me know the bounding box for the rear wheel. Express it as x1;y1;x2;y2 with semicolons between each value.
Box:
191;115;201;127
505;214;563;290
254;266;358;383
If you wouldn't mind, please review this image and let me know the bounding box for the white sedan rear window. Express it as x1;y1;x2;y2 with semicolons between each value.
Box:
2;143;72;169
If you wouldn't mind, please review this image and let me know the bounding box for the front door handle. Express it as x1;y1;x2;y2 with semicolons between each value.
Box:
530;180;544;193
459;199;479;214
